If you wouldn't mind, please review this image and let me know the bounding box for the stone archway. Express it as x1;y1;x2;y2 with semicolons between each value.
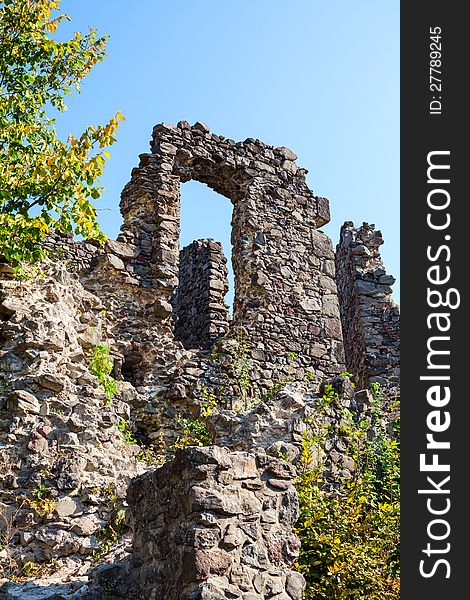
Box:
119;121;345;383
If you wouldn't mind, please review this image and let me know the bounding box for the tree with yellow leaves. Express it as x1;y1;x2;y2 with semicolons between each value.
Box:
0;0;124;268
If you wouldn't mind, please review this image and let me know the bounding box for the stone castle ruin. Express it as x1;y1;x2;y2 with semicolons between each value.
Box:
116;121;344;386
0;122;399;599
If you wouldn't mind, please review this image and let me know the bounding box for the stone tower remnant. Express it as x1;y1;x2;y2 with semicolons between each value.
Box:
173;239;230;351
335;221;400;395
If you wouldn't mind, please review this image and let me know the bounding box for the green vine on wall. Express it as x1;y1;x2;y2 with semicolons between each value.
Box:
88;343;117;403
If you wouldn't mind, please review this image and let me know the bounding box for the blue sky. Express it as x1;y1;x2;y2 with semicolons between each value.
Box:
57;0;399;304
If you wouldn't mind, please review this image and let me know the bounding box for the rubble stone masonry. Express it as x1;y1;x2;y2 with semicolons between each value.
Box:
335;221;400;395
118;121;345;387
0;123;400;599
173;239;230;351
127;446;304;600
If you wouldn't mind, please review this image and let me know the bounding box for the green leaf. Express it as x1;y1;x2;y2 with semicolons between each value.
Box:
0;0;124;268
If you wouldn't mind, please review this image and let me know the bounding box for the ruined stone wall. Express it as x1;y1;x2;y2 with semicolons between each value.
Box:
0;264;144;579
118;121;345;390
0;123;400;599
335;222;400;394
37;231;100;273
173;239;230;350
0;122;353;496
126;446;304;600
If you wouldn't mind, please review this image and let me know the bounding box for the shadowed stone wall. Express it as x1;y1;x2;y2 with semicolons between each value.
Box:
127;446;305;600
173;239;230;351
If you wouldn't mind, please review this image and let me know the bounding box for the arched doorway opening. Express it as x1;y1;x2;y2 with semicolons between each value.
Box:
180;180;234;308
173;180;233;350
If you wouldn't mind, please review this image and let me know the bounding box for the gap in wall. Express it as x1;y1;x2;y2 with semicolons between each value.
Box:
180;179;234;312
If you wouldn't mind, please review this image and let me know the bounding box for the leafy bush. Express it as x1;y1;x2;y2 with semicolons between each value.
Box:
173;416;213;449
295;384;400;599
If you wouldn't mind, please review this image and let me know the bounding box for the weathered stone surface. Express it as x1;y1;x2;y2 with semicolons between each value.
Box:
116;122;345;394
105;239;135;259
7;390;40;415
126;446;302;600
54;497;82;518
38;373;66;392
105;254;125;271
286;572;306;599
153;298;173;318
71;515;103;536
173;240;230;349
0;124;400;599
335;222;400;395
0;264;144;585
